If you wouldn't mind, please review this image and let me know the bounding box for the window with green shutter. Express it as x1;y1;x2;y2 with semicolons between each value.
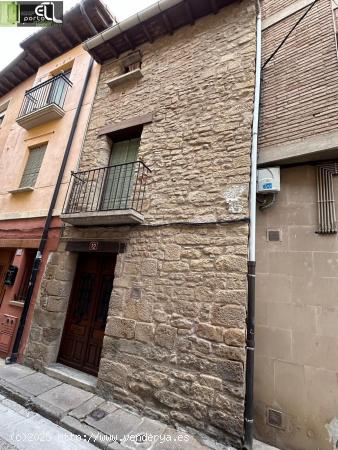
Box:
20;145;46;188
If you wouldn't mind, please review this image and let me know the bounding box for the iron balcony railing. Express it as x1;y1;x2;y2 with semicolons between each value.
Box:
63;161;151;216
18;73;72;118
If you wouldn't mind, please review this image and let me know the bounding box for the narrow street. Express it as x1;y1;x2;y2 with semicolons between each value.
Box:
0;395;95;450
0;362;279;450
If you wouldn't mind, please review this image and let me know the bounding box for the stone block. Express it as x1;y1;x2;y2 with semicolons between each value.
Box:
164;244;181;261
209;409;243;437
105;317;135;339
135;322;155;343
155;325;177;349
69;395;106;420
141;259;158;276
123;298;152;322
199;374;223;391
154;390;190;410
37;383;94;413
196;323;223;342
211;305;245;328
223;328;246;347
15;372;62;396
85;408;142;439
99;359;129;387
215;255;247;273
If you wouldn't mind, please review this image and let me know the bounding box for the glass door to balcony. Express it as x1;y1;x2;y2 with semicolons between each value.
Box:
101;138;140;210
47;70;71;108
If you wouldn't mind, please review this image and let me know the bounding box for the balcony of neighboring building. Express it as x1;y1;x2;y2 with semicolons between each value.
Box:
16;73;72;130
61;161;150;226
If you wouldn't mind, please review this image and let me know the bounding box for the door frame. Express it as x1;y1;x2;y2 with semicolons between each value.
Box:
57;250;117;376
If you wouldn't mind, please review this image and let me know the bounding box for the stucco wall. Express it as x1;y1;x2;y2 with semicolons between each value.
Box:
0;45;100;221
255;165;338;450
25;1;257;446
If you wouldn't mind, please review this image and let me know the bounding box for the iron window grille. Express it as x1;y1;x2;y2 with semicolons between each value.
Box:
316;162;338;234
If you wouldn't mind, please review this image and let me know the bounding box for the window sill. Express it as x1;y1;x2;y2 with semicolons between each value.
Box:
9;300;24;308
106;69;143;89
8;187;34;194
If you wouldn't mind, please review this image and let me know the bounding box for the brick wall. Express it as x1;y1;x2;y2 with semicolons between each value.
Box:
261;0;297;19
25;0;257;446
260;0;338;150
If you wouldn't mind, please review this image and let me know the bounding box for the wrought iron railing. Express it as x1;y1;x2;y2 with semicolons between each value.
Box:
18;73;72;117
63;161;151;216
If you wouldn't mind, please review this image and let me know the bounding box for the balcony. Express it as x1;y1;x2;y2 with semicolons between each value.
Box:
16;74;72;130
61;161;151;226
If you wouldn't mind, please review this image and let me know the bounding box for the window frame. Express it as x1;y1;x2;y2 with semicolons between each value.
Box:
19;144;47;189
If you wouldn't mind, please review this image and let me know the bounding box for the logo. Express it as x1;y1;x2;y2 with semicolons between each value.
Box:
0;1;63;27
263;182;273;190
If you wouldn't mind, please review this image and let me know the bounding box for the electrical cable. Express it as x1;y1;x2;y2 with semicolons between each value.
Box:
262;0;320;69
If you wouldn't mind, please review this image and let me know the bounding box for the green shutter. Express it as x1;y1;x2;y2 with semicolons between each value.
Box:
20;145;46;188
101;138;140;210
0;3;17;26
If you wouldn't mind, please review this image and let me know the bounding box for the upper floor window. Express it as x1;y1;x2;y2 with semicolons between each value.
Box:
20;144;46;188
0;100;10;126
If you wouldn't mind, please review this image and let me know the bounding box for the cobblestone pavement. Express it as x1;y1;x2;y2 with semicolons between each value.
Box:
0;361;278;450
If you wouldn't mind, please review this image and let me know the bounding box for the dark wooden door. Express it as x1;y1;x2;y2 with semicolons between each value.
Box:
58;252;116;376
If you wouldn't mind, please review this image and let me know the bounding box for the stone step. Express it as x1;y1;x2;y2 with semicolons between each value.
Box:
44;363;97;394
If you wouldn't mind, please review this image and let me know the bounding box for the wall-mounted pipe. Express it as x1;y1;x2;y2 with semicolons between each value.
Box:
243;1;262;449
6;57;95;364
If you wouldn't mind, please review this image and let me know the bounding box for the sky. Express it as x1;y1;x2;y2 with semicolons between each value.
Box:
0;0;156;71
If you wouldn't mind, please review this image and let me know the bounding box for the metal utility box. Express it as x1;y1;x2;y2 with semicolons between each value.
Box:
257;167;280;193
4;265;18;286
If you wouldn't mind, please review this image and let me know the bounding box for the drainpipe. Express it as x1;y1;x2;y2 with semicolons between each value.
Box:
243;2;262;450
6;57;95;364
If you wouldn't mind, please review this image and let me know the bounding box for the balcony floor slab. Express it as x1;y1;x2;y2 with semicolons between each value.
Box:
60;209;144;226
16;103;65;130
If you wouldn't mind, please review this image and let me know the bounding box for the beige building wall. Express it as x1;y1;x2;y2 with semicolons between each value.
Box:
0;45;100;221
255;0;338;449
25;1;257;447
255;165;338;450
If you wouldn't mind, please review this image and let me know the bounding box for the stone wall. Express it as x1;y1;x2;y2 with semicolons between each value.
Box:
24;246;78;371
25;0;256;447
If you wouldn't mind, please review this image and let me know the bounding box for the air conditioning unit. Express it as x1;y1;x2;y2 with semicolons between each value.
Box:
257;167;280;193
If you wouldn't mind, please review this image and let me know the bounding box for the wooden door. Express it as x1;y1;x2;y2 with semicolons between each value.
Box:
101;138;140;210
58;252;116;376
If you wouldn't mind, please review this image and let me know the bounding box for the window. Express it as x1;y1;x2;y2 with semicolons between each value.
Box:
0;100;9;126
316;162;338;234
14;249;35;303
20;144;46;188
0;111;5;126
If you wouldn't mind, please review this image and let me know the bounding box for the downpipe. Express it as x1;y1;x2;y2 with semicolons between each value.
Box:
243;2;262;449
6;57;95;364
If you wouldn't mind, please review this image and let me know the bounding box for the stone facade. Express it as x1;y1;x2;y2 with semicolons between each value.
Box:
25;1;257;447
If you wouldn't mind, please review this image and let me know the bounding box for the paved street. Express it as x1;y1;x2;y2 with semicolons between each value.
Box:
0;395;96;450
0;361;278;450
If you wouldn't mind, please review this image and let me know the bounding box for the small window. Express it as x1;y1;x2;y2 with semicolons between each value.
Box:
0;100;9;126
14;249;35;303
20;144;46;188
0;111;5;126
